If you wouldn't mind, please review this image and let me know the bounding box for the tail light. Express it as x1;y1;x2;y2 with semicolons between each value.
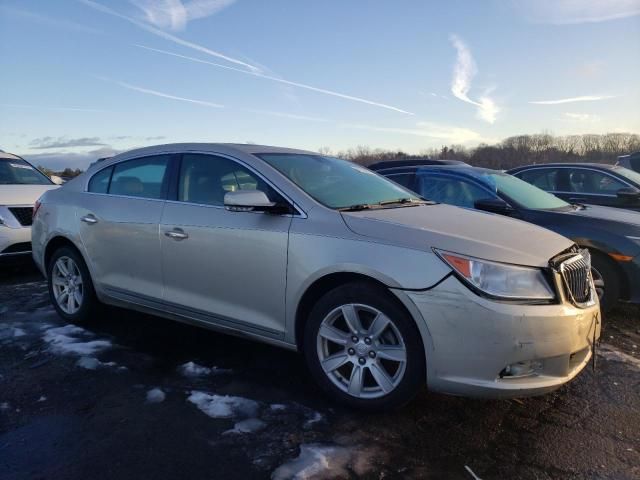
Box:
33;200;42;219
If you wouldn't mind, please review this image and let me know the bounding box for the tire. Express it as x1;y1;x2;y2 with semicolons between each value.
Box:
303;282;425;411
589;250;620;314
47;246;101;323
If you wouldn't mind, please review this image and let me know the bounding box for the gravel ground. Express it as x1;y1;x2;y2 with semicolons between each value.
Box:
1;263;639;480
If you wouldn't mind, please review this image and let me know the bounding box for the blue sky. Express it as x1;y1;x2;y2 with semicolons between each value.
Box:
1;0;639;169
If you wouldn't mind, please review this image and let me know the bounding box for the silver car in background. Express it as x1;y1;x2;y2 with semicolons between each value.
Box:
32;144;601;409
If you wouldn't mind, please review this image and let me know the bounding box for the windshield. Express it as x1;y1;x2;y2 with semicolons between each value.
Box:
0;159;52;185
257;153;420;209
612;165;640;186
485;172;570;210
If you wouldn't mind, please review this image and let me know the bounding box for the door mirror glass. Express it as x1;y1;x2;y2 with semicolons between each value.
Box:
616;187;640;201
224;190;276;211
475;197;513;214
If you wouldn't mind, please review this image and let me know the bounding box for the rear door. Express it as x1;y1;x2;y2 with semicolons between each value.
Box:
78;154;172;300
159;153;293;336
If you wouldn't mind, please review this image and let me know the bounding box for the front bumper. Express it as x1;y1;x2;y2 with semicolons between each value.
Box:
0;225;32;261
406;276;601;398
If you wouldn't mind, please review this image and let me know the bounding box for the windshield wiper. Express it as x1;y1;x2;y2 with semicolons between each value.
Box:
338;203;374;212
378;197;431;206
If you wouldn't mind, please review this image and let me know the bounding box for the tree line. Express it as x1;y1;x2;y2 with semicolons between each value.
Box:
325;132;640;169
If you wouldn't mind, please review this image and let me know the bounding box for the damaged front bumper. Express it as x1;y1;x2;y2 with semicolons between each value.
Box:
404;275;601;399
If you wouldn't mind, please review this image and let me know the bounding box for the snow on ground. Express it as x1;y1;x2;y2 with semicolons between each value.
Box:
0;402;10;411
42;325;112;356
270;403;287;411
271;444;378;480
187;391;259;419
76;356;117;370
224;418;267;434
146;388;166;403
303;411;323;429
598;343;640;371
37;396;47;402
178;361;231;377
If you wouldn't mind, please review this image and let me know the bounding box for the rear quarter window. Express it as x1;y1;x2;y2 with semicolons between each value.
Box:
88;166;113;194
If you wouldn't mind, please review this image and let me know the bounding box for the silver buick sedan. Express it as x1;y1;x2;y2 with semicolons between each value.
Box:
32;144;601;409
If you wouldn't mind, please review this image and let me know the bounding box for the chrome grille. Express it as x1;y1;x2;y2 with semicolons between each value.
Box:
558;250;593;307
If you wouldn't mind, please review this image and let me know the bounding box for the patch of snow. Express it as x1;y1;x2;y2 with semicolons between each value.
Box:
187;391;259;419
178;361;231;377
598;343;640;371
0;402;10;411
271;444;377;480
304;411;323;429
43;325;112;356
146;388;166;403
75;356;117;370
37;396;47;402
224;418;266;434
270;403;287;411
13;328;26;337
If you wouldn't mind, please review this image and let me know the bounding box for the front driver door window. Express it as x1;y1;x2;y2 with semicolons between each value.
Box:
160;153;293;336
418;175;494;209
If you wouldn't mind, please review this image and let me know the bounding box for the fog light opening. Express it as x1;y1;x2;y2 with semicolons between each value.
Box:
499;360;542;379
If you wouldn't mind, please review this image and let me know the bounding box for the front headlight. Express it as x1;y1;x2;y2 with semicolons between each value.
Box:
435;250;556;301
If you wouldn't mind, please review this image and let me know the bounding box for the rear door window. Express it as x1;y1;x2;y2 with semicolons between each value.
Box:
566;168;626;195
109;156;170;199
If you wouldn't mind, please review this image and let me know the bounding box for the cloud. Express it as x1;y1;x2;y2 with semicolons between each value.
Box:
563;112;601;122
529;95;616;105
22;147;122;171
512;0;640;24
78;0;260;72
449;35;499;124
135;44;414;115
116;80;225;108
130;0;236;31
340;122;487;144
30;137;107;149
0;5;102;35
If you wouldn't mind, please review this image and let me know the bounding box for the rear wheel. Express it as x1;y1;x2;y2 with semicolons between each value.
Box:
48;246;101;323
589;250;620;314
303;282;425;410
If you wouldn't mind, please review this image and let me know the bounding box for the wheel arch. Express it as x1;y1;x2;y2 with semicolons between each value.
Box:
44;236;83;271
585;246;629;301
293;271;430;354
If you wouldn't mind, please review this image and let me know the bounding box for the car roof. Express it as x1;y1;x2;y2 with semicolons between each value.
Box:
0;151;24;161
509;162;618;171
86;143;320;174
368;159;466;171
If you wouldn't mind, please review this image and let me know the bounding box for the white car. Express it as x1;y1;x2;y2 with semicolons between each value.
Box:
0;152;58;263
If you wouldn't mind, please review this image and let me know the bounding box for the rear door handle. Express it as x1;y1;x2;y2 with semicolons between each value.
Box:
164;228;189;240
81;214;98;224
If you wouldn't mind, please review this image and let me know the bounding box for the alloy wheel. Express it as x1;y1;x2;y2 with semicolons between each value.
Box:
316;303;407;399
51;256;84;315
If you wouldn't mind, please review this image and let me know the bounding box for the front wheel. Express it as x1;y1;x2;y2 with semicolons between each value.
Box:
589;251;620;314
303;282;425;410
48;246;101;323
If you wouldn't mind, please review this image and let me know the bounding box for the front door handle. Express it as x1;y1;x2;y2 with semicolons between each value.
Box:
81;214;98;224
164;228;189;240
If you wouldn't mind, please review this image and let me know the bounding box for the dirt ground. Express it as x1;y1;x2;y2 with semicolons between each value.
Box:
1;263;639;480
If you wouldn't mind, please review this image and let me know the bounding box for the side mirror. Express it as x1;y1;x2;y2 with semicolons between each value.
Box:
224;190;277;212
616;187;640;201
474;197;514;215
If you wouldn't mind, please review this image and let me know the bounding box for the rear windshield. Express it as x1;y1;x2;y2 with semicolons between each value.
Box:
0;159;52;185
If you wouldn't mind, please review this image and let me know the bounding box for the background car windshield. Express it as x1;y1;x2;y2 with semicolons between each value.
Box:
613;166;640;186
487;173;569;210
0;159;52;185
257;154;420;209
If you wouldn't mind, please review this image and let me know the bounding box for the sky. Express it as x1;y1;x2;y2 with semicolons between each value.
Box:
1;0;639;170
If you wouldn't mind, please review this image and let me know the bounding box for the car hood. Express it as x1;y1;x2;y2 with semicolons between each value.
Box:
0;185;58;206
341;204;573;268
567;204;640;227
